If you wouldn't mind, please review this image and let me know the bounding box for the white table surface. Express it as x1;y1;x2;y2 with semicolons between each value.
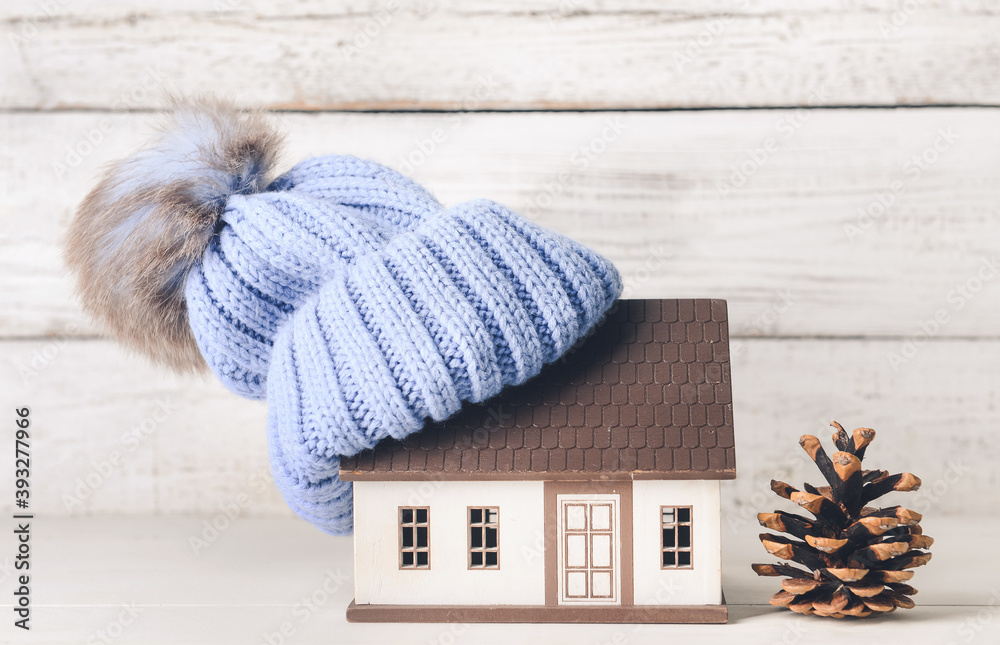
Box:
1;513;994;644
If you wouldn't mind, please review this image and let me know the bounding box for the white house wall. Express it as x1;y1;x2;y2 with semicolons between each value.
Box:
631;480;722;606
353;480;546;606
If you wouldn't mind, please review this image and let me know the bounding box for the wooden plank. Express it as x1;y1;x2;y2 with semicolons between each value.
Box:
9;514;996;608
1;337;996;518
7;604;995;645
2;0;936;20
1;0;994;19
0;515;992;644
4;108;999;338
3;1;1000;110
1;0;686;19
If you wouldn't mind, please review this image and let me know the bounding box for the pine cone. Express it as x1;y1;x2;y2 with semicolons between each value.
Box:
751;422;933;618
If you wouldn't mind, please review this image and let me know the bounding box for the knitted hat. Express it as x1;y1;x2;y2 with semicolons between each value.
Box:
66;98;622;534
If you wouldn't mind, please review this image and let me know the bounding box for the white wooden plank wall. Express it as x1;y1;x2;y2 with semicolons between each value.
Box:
0;0;997;522
7;110;1000;338
3;1;1000;109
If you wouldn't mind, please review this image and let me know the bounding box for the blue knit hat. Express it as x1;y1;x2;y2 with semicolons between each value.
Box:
66;98;622;534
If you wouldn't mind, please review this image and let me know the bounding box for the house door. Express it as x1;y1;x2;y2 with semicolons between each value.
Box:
556;494;621;604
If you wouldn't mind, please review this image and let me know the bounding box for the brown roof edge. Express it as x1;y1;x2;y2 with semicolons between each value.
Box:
341;468;736;483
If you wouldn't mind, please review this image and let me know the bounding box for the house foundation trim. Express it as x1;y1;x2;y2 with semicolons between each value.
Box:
345;600;728;623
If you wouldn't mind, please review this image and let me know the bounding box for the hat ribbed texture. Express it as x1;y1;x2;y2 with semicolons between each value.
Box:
186;157;443;398
185;156;622;534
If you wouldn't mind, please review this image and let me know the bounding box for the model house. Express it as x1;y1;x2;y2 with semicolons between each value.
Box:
340;299;736;623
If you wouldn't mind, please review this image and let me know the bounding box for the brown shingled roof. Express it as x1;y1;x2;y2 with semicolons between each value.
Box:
339;299;735;482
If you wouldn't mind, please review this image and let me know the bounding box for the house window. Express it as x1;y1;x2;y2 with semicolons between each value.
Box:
468;507;499;569
661;506;693;569
399;507;430;569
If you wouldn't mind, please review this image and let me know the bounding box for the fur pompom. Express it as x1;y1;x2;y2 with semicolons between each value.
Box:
65;96;285;372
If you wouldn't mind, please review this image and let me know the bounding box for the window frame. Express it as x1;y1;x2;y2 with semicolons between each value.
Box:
467;506;500;570
660;505;693;570
398;506;431;570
